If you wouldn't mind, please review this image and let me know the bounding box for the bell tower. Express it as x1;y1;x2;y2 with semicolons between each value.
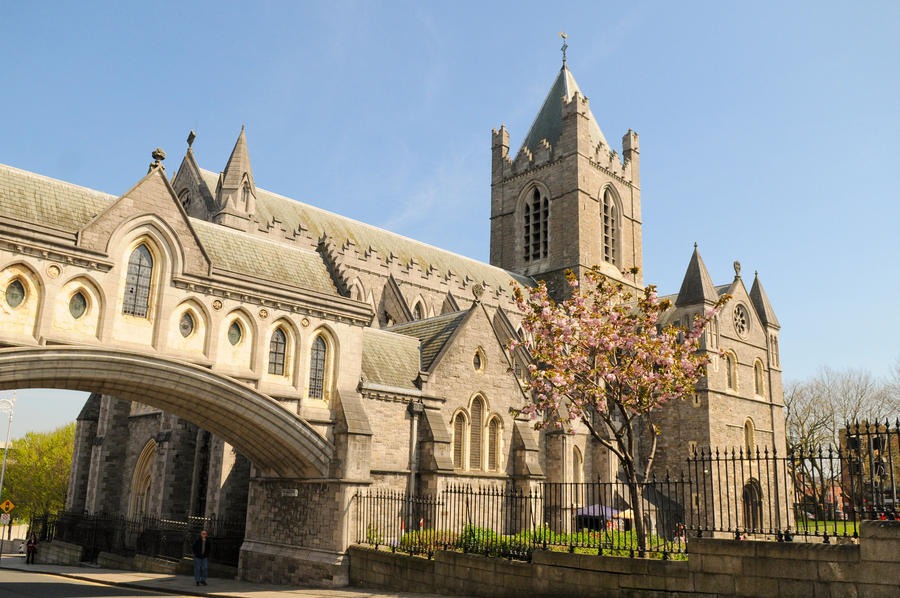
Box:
489;55;642;298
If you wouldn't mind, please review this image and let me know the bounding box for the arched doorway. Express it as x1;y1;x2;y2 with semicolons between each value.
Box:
742;479;763;532
129;440;156;517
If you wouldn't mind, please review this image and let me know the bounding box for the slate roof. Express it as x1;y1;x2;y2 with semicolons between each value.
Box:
197;169;534;293
385;310;468;371
360;328;421;390
0;163;115;231
521;65;608;155
191;220;337;294
0;163;337;295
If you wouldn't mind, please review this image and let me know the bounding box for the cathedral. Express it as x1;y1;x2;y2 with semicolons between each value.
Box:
0;59;785;584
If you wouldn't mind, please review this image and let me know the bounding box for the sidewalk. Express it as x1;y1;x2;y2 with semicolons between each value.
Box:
0;554;462;598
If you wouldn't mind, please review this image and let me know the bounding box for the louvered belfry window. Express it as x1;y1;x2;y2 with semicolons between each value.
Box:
453;413;465;468
123;244;153;317
469;397;484;469
602;189;617;266
268;328;287;375
309;336;327;399
523;188;549;262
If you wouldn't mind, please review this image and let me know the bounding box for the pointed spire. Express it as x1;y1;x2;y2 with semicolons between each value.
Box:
221;125;254;191
520;64;608;156
750;271;780;328
676;244;718;306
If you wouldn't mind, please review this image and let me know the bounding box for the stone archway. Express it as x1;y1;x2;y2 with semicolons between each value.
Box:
0;345;332;478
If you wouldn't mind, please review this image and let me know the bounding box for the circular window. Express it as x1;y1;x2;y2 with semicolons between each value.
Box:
5;280;25;308
179;312;195;338
733;304;750;337
69;292;87;319
227;321;242;345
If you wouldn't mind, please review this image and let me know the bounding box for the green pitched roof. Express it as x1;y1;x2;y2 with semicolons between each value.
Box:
386;310;468;371
360;328;421;390
521;66;608;155
0;163;115;231
197;170;533;293
191;220;337;294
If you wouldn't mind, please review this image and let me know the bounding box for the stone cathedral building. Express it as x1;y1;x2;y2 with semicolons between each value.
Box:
0;60;785;584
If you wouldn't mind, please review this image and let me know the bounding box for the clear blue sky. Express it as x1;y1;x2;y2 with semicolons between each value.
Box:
1;1;898;438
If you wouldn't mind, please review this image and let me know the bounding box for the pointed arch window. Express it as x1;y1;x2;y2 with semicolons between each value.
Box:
523;187;549;262
308;335;327;399
123;244;153;318
241;183;251;210
268;328;287;376
754;360;765;397
469;396;484;470
573;446;584;485
488;417;501;471
725;352;737;391
452;412;466;468
413;301;424;320
602;188;618;266
744;419;755;455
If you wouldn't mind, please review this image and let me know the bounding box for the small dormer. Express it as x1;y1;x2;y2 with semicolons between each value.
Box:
214;126;256;231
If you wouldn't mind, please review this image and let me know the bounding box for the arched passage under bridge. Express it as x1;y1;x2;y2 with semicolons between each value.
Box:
0;345;333;478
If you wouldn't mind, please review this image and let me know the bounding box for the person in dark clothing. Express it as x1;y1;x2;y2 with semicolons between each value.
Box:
26;535;37;564
191;530;210;586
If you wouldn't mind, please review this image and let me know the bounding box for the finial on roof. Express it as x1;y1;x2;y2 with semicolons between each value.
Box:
755;270;758;277
559;32;568;67
472;283;485;303
733;260;742;278
694;242;698;249
187;130;196;149
148;147;166;173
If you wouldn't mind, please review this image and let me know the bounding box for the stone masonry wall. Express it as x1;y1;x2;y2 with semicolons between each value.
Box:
350;520;900;598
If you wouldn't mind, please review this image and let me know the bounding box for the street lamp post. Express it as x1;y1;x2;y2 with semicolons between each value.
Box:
0;392;16;550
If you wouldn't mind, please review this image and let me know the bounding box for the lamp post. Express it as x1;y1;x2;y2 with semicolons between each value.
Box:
0;392;15;505
0;392;15;552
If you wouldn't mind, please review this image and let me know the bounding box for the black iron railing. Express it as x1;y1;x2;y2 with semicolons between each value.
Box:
29;511;245;566
356;420;899;559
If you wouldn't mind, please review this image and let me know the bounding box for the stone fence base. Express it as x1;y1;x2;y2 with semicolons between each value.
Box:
33;540;83;565
350;520;900;597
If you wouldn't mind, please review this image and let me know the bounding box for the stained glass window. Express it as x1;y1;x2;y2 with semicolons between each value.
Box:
123;245;153;317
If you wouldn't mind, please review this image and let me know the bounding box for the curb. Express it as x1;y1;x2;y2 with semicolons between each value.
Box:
0;562;230;597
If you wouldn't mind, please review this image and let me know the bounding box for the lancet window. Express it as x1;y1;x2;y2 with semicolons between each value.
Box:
123;244;153;318
523;187;549;262
602;188;618;266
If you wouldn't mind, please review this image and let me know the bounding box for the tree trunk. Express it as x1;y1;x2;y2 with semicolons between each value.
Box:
625;466;647;557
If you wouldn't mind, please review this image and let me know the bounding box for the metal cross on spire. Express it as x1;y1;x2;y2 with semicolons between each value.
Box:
559;32;568;66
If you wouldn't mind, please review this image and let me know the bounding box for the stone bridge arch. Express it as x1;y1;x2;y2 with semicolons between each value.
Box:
0;345;333;478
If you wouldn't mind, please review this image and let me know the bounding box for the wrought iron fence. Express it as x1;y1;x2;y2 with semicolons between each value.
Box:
356;420;899;560
29;511;245;566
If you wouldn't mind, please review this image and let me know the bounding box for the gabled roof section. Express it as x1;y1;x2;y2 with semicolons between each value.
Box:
191;219;337;295
676;245;719;306
360;328;421;390
221;126;254;192
0;163;115;231
196;168;534;293
750;272;780;329
521;65;608;155
386;310;469;371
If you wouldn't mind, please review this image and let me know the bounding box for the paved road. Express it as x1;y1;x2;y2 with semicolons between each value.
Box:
0;568;170;597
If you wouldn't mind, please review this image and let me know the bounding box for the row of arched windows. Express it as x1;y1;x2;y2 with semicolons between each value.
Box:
452;395;503;472
723;352;767;398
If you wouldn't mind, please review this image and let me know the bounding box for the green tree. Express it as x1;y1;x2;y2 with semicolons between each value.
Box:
2;423;75;523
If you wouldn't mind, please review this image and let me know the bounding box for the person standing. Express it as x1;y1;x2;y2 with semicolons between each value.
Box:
191;530;210;586
25;535;36;564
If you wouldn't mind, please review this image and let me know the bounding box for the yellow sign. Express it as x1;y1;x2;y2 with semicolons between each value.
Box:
0;500;13;513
